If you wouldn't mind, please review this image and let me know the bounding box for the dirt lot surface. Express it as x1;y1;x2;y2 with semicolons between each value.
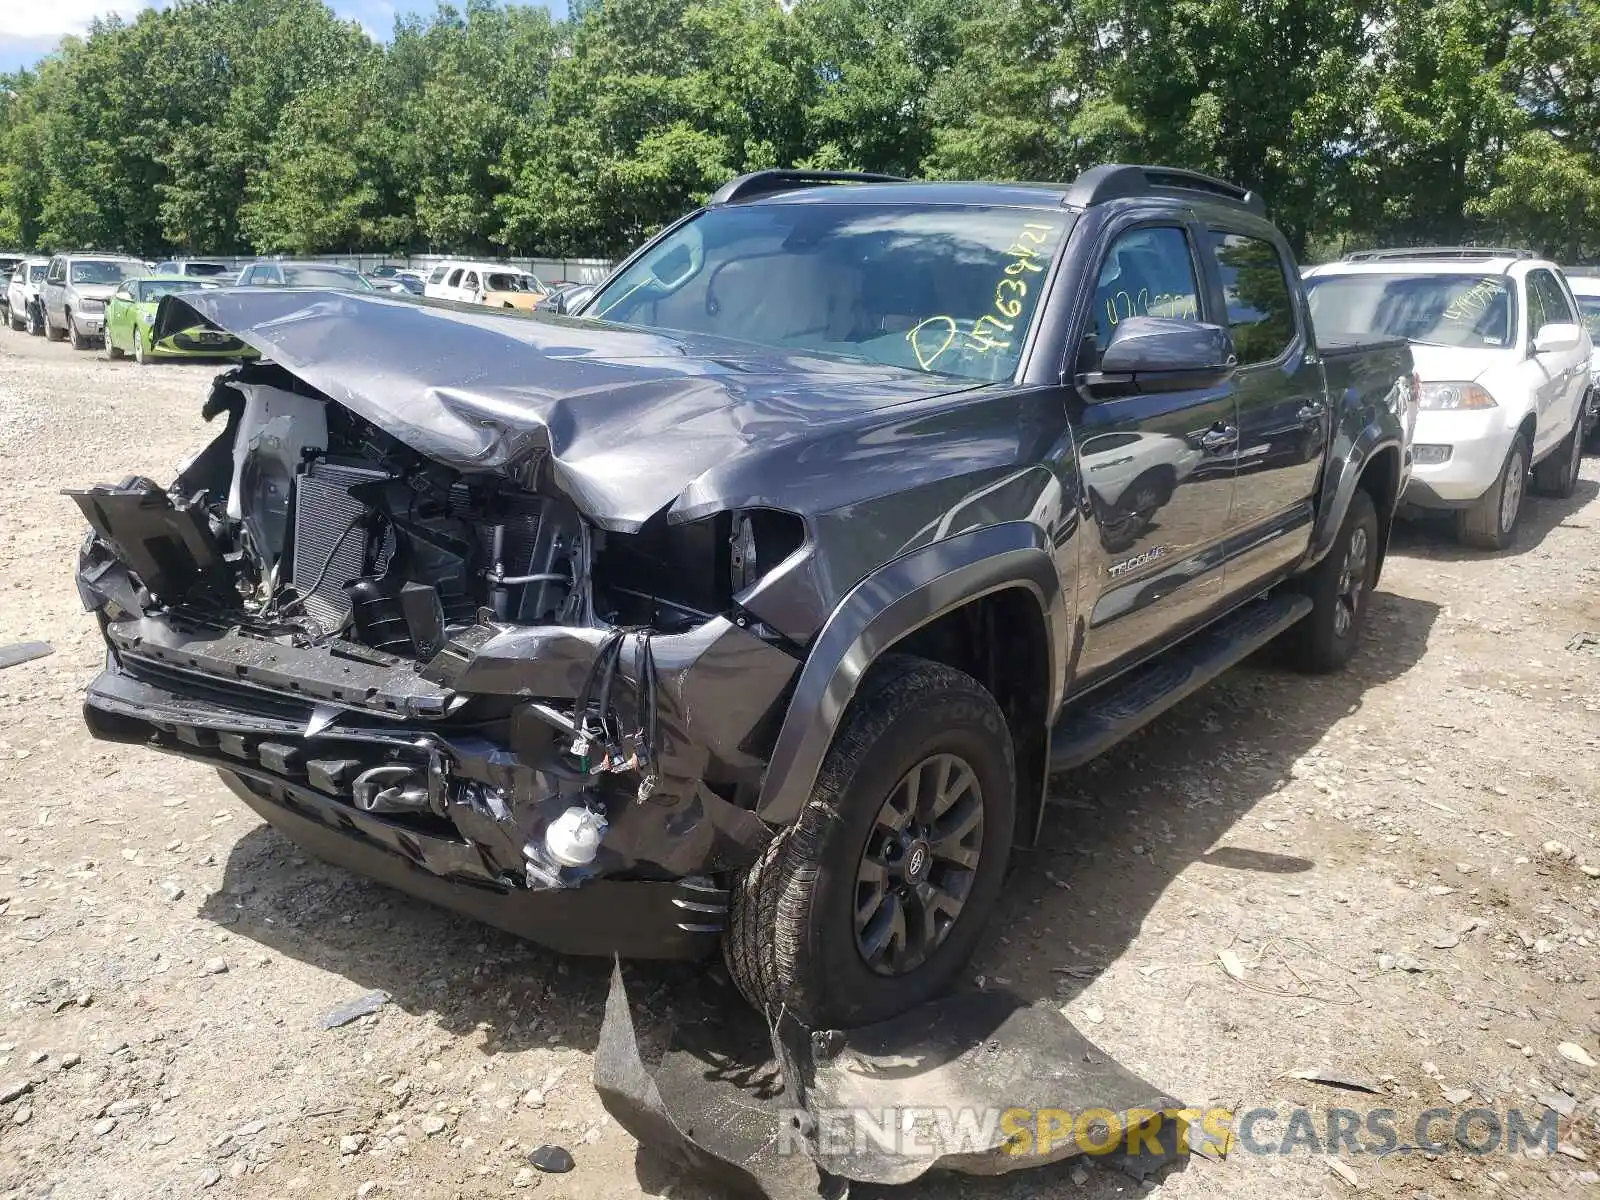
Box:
0;328;1597;1200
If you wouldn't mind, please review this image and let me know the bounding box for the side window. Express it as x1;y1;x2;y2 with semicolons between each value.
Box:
114;282;134;301
446;269;463;287
463;271;479;291
428;265;449;285
1525;274;1549;340
1091;226;1201;353
1530;270;1573;330
239;266;256;285
1208;231;1297;364
47;259;64;284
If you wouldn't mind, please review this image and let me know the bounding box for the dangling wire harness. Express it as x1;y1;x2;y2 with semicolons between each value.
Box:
567;628;662;802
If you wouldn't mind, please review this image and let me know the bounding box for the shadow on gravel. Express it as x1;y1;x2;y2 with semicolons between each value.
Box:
1391;477;1598;559
200;588;1440;1200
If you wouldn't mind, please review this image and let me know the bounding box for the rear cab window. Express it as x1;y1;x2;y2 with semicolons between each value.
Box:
428;265;449;285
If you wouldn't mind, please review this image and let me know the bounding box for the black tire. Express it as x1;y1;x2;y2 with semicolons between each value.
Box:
133;328;149;365
6;308;21;332
1281;488;1378;674
44;312;64;341
1457;436;1528;550
67;313;86;350
106;335;123;360
726;655;1016;1028
1531;419;1582;499
27;303;43;337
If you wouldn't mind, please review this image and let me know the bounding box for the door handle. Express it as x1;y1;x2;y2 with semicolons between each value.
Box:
1199;425;1239;452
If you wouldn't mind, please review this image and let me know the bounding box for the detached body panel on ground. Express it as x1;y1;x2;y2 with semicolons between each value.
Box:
69;166;1411;1027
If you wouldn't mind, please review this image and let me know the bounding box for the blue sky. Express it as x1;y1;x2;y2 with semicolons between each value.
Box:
0;2;556;73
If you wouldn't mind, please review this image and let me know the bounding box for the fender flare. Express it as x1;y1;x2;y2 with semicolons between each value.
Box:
754;521;1069;826
1304;421;1403;569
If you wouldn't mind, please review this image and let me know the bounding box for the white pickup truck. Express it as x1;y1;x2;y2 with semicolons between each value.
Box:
1305;248;1590;549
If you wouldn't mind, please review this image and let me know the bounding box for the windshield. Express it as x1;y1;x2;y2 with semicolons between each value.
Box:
1304;272;1515;349
137;279;209;302
28;265;46;283
586;203;1072;381
281;265;374;290
1573;294;1600;341
70;260;143;286
183;262;230;277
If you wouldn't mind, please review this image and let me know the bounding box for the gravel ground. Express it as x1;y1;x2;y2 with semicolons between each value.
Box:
0;329;1597;1200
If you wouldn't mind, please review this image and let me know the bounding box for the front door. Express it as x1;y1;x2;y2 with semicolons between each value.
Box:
1070;221;1240;684
1205;228;1324;591
1526;268;1589;456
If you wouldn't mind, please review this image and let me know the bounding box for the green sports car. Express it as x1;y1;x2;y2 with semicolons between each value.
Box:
104;277;259;364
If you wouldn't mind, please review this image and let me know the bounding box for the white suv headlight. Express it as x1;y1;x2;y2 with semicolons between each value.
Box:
77;298;104;313
1418;381;1496;411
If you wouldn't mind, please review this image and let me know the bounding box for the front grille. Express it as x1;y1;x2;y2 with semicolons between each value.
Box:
290;461;393;631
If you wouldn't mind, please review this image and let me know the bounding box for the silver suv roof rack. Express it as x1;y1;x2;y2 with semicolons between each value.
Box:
1342;246;1535;262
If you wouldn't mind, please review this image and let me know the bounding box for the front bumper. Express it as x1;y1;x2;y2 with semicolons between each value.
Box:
82;653;776;959
74;311;105;335
1401;407;1518;507
74;507;801;959
156;325;258;358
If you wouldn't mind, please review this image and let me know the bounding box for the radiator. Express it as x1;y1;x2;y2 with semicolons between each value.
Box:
290;461;391;631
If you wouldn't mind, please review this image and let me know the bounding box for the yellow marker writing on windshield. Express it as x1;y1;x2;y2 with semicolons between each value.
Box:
908;315;958;370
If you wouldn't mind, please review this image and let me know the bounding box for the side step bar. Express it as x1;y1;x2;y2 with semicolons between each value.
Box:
1049;591;1312;773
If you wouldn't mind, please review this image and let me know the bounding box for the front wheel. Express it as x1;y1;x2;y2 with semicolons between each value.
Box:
67;313;86;350
27;303;43;337
1458;436;1528;550
44;312;64;341
106;331;124;360
1281;488;1378;674
726;655;1016;1029
133;328;149;365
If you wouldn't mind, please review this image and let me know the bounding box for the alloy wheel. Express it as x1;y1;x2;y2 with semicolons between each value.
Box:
1499;447;1526;534
854;752;984;977
1333;524;1369;639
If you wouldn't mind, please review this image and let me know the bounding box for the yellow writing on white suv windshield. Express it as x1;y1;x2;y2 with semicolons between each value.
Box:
1443;278;1505;323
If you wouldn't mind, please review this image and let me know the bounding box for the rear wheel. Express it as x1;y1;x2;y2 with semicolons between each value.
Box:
1281;488;1378;673
1531;418;1582;499
726;655;1016;1029
1458;436;1528;550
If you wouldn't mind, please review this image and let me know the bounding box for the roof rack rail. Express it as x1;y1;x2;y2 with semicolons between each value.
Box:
1063;164;1266;216
709;169;907;205
1342;246;1535;262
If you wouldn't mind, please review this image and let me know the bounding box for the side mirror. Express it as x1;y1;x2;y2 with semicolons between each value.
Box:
1534;321;1582;355
1087;317;1237;395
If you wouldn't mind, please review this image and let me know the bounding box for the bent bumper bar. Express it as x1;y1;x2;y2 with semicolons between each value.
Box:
218;768;724;960
81;662;750;961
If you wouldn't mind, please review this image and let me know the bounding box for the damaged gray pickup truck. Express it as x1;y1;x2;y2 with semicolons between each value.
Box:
70;166;1414;1030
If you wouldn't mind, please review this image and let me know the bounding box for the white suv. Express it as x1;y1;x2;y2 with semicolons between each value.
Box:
1304;249;1590;549
6;258;49;334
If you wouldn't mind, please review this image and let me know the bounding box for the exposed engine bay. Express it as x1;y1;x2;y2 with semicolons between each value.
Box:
69;364;803;951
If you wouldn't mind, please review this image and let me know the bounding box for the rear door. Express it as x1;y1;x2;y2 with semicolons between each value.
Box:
1069;220;1240;683
1203;227;1325;591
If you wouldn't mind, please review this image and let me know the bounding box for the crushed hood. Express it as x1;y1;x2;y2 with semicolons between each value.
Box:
158;289;977;531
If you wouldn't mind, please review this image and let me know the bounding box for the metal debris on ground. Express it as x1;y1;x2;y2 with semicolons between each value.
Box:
320;990;391;1029
594;961;1214;1200
0;641;52;670
1287;1069;1381;1095
528;1145;575;1173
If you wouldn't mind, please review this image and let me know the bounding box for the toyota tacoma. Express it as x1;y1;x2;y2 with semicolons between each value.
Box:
70;165;1414;1029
